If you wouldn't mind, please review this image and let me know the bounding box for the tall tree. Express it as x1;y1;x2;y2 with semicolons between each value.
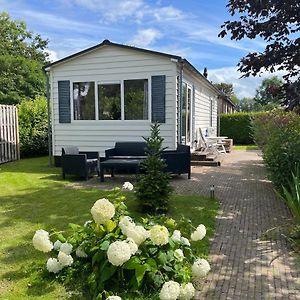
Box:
254;76;283;106
214;82;238;104
219;1;300;111
0;12;49;104
0;12;48;62
214;82;234;97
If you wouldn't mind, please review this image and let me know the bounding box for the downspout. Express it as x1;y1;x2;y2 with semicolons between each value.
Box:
178;60;184;144
217;96;221;136
44;70;52;167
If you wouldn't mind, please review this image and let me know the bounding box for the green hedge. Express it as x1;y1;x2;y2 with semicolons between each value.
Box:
18;96;48;157
252;110;300;190
220;112;258;145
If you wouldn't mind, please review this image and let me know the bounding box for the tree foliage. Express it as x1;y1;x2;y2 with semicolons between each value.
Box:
0;12;48;104
213;82;238;104
0;12;48;62
0;55;46;104
18;96;48;157
214;83;234;97
219;1;300;110
254;76;283;106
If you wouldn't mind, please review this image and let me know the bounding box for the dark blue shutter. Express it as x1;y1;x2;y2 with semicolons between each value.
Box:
58;80;71;123
151;75;166;123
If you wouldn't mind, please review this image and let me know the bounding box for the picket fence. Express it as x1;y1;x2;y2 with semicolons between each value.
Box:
0;104;20;164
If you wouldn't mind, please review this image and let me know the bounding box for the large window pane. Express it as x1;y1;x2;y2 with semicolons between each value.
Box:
98;84;121;120
124;79;148;120
73;82;95;120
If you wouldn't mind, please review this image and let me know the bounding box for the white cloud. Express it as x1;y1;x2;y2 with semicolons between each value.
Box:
209;66;285;98
11;9;118;35
45;49;59;62
152;6;183;21
129;28;162;47
72;0;145;23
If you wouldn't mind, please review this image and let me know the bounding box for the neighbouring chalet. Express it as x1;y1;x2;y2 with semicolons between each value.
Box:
218;93;236;114
43;40;221;164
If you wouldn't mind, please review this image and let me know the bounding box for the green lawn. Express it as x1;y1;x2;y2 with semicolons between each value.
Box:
0;157;219;299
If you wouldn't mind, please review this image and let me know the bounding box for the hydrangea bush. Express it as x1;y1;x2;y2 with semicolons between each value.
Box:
32;183;211;300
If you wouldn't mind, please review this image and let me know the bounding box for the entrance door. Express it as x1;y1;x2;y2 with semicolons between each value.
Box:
181;83;192;145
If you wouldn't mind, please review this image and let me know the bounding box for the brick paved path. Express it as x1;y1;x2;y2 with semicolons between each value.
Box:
172;150;299;300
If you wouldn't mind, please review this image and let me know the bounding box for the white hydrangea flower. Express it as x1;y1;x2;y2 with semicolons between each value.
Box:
58;251;73;267
32;229;53;253
127;225;148;246
46;258;63;273
174;249;184;262
122;181;134;191
76;247;88;258
150;225;169;246
106;296;122;300
119;216;135;234
192;258;211;278
159;280;180;300
107;241;131;266
125;238;138;255
91;198;115;225
180;237;191;247
171;230;181;242
60;242;73;255
191;224;206;241
178;283;195;300
53;240;62;251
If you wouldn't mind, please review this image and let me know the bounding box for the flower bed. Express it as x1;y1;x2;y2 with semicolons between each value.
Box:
32;182;211;300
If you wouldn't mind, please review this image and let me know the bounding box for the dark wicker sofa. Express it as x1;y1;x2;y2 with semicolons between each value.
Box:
61;146;99;180
105;142;191;178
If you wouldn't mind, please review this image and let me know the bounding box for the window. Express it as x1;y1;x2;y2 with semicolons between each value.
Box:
98;83;121;120
73;82;95;120
124;79;148;120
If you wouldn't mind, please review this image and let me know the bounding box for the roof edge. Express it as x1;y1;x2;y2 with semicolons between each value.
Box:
182;59;222;96
43;39;181;71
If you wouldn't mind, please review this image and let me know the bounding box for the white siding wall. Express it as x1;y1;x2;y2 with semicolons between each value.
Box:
50;45;177;156
177;68;218;148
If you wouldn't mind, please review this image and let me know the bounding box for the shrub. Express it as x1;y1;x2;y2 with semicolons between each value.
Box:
220;112;261;145
32;185;210;299
18;96;48;157
135;123;173;214
281;167;300;224
252;110;300;190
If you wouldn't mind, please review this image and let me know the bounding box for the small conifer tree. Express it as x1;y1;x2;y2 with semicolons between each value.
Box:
135;123;173;214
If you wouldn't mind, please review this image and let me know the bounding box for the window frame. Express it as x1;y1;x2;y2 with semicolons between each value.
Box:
70;77;151;123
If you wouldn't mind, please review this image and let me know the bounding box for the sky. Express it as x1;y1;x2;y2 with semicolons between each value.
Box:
0;0;282;98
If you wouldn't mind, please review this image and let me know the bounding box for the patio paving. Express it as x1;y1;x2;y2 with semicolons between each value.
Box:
183;150;299;300
81;150;300;299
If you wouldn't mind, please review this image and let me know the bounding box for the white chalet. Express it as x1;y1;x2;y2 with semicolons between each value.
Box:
43;40;220;164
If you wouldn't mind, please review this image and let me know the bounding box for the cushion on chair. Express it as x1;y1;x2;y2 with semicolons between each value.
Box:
62;146;79;155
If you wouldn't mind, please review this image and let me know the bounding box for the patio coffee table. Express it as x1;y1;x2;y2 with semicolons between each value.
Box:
99;159;144;182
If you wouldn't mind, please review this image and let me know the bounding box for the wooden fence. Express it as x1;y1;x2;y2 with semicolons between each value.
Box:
0;104;20;164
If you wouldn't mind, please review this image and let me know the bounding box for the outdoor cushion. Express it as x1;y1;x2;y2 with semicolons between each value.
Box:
62;146;79;155
114;142;147;156
109;155;147;159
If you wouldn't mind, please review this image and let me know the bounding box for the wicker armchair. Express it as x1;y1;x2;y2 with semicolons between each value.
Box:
61;146;99;180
